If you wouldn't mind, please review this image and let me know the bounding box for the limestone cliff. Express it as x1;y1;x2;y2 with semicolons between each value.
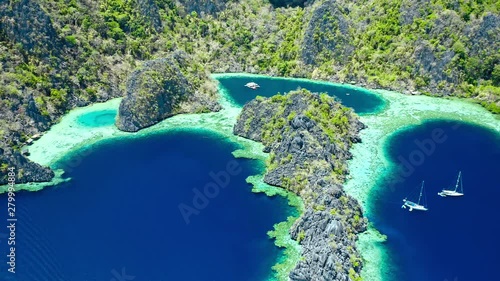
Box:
116;53;221;132
234;89;367;281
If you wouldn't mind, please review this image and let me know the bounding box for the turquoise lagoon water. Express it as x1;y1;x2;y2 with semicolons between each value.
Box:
215;75;385;114
1;74;495;281
0;75;386;281
77;109;117;127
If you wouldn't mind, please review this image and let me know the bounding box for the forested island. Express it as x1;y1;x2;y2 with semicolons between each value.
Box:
234;90;367;280
0;0;499;280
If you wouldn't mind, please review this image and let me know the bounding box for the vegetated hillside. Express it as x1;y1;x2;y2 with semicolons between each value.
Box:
0;0;498;173
305;0;500;114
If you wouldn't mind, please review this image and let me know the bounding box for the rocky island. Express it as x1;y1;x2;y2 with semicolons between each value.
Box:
116;52;220;132
234;89;367;280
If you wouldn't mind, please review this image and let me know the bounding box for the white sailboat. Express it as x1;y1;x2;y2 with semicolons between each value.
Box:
402;181;428;211
438;171;464;197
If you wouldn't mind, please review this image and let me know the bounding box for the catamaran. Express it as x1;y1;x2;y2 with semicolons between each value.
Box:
402;181;428;211
438;171;464;197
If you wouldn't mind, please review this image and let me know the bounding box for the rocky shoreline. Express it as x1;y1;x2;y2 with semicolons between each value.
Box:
234;89;367;281
4;72;498;280
0;51;221;184
0;146;54;185
1;0;498;187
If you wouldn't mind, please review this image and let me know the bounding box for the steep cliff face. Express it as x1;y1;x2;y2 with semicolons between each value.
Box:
406;10;500;96
410;10;464;92
116;53;221;132
467;13;500;57
234;90;367;281
0;0;63;57
301;0;353;66
301;0;499;111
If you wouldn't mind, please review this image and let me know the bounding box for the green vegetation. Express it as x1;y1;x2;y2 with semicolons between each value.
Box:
349;267;363;281
313;0;500;111
0;0;497;185
297;230;306;243
305;93;352;143
0;163;8;173
339;195;349;205
261;95;290;145
0;0;498;148
245;89;363;200
266;152;279;171
313;204;326;211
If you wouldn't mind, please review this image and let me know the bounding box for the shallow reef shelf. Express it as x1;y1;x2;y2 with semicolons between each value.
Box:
6;74;499;281
343;89;499;281
8;75;302;281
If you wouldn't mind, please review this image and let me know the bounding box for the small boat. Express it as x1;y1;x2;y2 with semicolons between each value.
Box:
438;171;464;197
244;82;260;90
32;133;42;140
402;181;428;211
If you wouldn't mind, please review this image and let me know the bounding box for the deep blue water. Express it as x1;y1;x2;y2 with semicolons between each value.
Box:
371;120;500;281
0;130;294;281
216;76;385;114
77;109;117;127
0;74;495;281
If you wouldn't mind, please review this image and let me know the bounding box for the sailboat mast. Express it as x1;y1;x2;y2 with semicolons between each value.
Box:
460;172;463;194
418;181;424;204
455;171;461;192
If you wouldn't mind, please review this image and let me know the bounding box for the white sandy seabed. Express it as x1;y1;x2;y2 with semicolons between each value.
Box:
4;73;499;281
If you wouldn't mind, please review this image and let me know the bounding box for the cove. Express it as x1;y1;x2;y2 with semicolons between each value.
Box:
77;109;117;127
214;74;385;114
370;120;500;281
0;130;295;281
